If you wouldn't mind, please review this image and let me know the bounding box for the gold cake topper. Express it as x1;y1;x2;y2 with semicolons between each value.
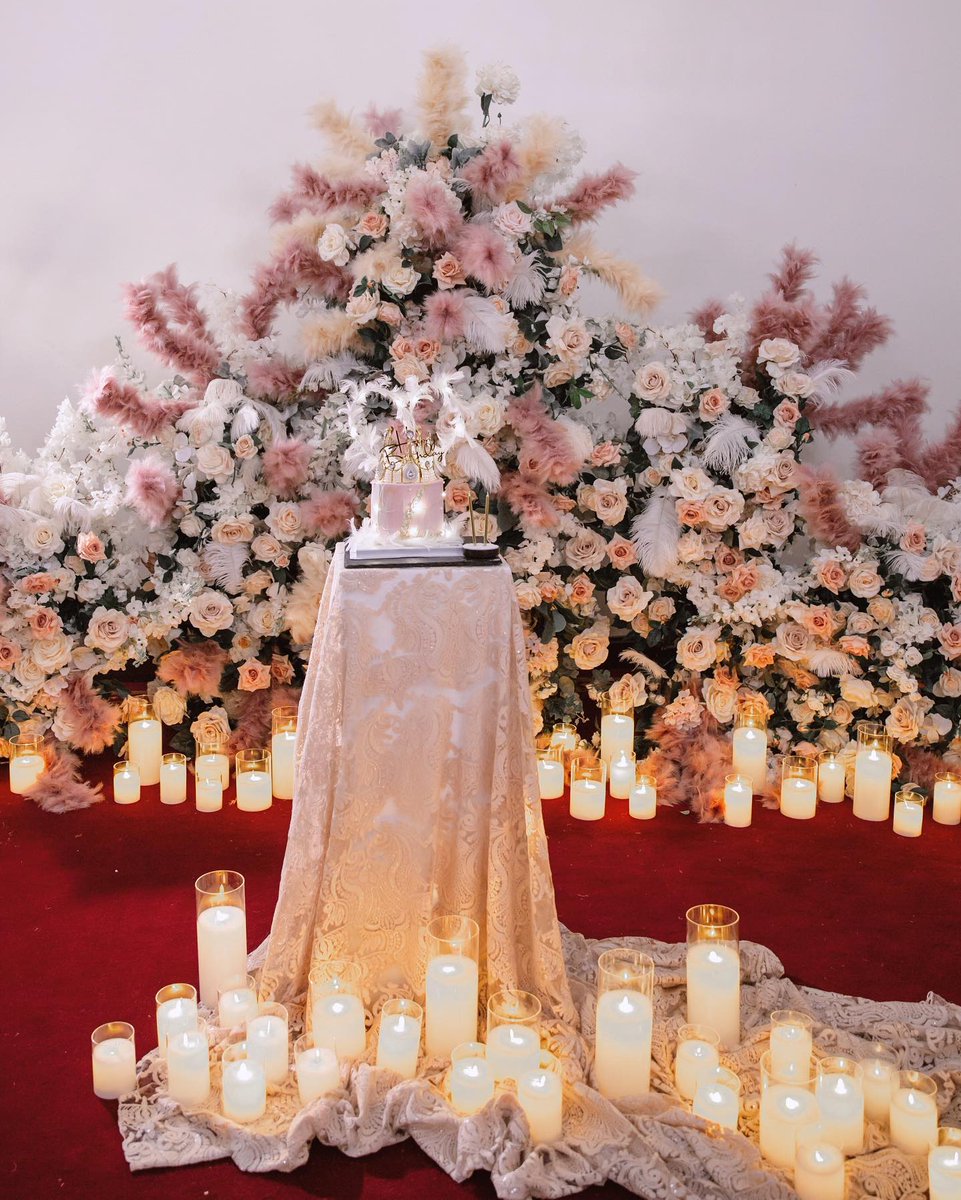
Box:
377;427;440;484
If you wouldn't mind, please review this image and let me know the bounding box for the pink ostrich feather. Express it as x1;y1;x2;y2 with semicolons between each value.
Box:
455;224;513;291
460;140;522;203
24;741;103;813
362;105;404;139
797;466;863;551
405;173;464;246
83;367;196;438
157;642;227;702
263;437;312;498
245;356;305;402
688;300;726;343
126;456;181;529
299;488;359;539
900;745;944;794
554;164;637;224
228;685;301;755
240;244;351;342
857;428;908;490
423;288;468;342
268;165;383;224
498;472;561;529
640;708;736;822
123;266;223;388
59;673;122;754
507;384;584;486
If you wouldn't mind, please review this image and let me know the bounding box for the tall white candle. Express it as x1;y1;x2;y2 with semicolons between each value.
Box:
794;1139;845;1200
518;1066;563;1143
570;778;605;821
723;774;752;827
852;747;892;821
166;1026;210;1107
196;904;247;1008
609;752;635;800
128;715;162;785
246;1012;289;1086
156;995;198;1051
9;753;44;794
195;776;223;812
600;711;634;766
889;1084;938;1155
113;763;141;805
675;1036;720;1101
311;993;366;1059
594;989;653;1100
686;942;740;1048
236;769;272;812
629;776;657;819
732;725;768;794
861;1053;897;1124
218;981;259;1030
816;1068;864;1154
770;1019;813;1080
933;776;961;825
195;751;229;789
295;1042;339;1104
929;1135;961;1200
759;1083;820;1168
91;1036;137;1099
781;777;817;820
271;730;297;800
425;954;478;1058
692;1074;740;1130
818;758;846;804
448;1046;494;1114
221;1055;266;1122
159;757;187;805
893;795;924;837
486;1023;541;1084
375;1010;421;1079
537;757;565;800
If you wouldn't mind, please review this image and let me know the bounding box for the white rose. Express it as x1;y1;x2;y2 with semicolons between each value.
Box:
757;338;800;374
180;514;204;538
492;202;532;239
633;362;673;402
839;676;877;708
247;602;279;637
14;655;47;693
84;606;131;654
24;519;64;559
382;261;420;296
606;577;652;621
267;502;304;542
189;591;235;636
316;223;351;267
767;427;793;451
151;685;186;725
211;515;255;544
777;371;814;398
467;394;508;438
345;289;381;323
32;632;73;673
195;443;234;480
475;63;521;106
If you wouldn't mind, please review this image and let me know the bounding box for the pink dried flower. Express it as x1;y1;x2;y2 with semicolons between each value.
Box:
126;456;180;529
404;174;464;246
554;164;636;223
123;266;222;388
82;367;195;438
268;165;383;224
768;244;820;303
498;472;561;529
796;466;862;551
228;685;301;754
688;300;725;343
455;224;513;291
57;674;122;755
507;384;585;486
299;488;359;539
240;243;351;341
460;140;522;203
362;105;404;139
245;357;304;401
263;437;312;499
24;741;103;812
156;642;227;701
423;288;468;342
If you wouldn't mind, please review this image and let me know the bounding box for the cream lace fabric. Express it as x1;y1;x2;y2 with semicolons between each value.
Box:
117;550;961;1195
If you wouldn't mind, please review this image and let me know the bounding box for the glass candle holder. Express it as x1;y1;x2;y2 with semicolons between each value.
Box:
889;1069;938;1155
517;1050;563;1144
486;988;541;1083
817;751;846;804
246;1001;289;1087
113;760;141;805
127;698;162;786
166;1018;210;1108
270;705;298;801
221;1038;266;1123
594;947;654;1101
155;982;198;1052
759;1050;820;1169
769;1009;814;1080
425;915;479;1058
9;733;44;795
816;1055;864;1154
195;773;223;813
235;748;272;812
294;1033;339;1105
852;721;893;822
550;723;577;752
159;752;187;805
628;770;657;820
686;904;740;1049
536;745;565;800
448;1041;493;1115
376;997;423;1080
893;786;925;838
91;1021;137;1099
195;870;247;1009
570;760;606;821
609;749;636;800
794;1132;845;1200
218;973;259;1030
933;771;961;826
674;1023;720;1101
599;693;634;766
693;1065;741;1130
929;1126;961;1200
732;696;768;794
195;737;230;788
859;1042;898;1124
309;959;366;1059
781;755;818;820
723;772;752;827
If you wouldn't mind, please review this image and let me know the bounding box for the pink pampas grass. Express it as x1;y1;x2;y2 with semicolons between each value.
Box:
423;288;468;343
460;140;522;203
689;300;725;343
58;673;122;754
263;437;312;498
455;224;513;291
857;428;907;490
24;742;103;813
916;407;961;490
228;685;301;755
268;165;383;224
796;466;863;552
768;243;820;303
240;244;351;341
498;472;561;529
157;642;227;702
808;279;893;372
83;367;196;438
299;488;359;539
126;456;180;529
507;384;585;486
554;164;636;224
123;266;223;389
362;105;404;139
404;174;463;246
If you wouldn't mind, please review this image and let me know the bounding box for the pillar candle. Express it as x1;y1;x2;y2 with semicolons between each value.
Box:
247;1012;289;1086
770;1021;813;1080
600;711;634;766
929;1136;961;1200
550;725;577;752
311;993;366;1059
425;955;478;1057
723;775;752;827
675;1036;720;1101
794;1140;845;1200
449;1048;494;1115
128;714;162;785
159;757;187;805
218;982;259;1030
221;1056;266;1122
732;726;767;794
270;730;297;800
156;995;198;1051
536;757;565;800
852;747;892;821
195;751;229;789
518;1066;563;1144
166;1026;210;1107
594;989;653;1100
686;942;740;1048
375;1011;421;1079
195;776;223;812
113;763;141;805
9;753;44;794
236;768;272;812
692;1075;740;1130
570;778;605;821
196;904;247;1008
817;1071;864;1154
933;776;961;825
781;777;817;820
486;1023;541;1083
759;1083;820;1168
91;1035;137;1099
889;1084;938;1155
629;776;657;820
893;795;924;837
296;1044;339;1104
818;758;846;804
609;752;635;800
861;1053;897;1124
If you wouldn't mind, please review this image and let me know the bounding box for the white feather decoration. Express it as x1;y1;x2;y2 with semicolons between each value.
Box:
230;404;261;439
299;353;363;392
447;438;501;492
461;293;513;355
804;648;861;678
630;489;680;577
619;649;668;678
54;496;98;532
701;414;759;474
503;255;546;308
201;543;249;593
342;424;384;482
806;359;854;400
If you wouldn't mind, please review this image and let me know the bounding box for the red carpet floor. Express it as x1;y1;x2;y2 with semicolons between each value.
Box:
3;758;960;1200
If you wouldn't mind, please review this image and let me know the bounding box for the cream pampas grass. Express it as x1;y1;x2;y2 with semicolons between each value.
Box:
416;47;469;151
563;232;663;317
271;212;328;256
507;114;568;197
309;99;374;162
302;309;361;360
284;543;331;644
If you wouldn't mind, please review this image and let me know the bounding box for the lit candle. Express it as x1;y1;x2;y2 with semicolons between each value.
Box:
780;755;818;819
686;905;740;1049
311;992;366;1059
9;735;44;794
852;723;893;822
159;752;187;805
550;724;577;752
246;1004;289;1086
794;1137;845;1200
518;1054;563;1144
218;975;259;1030
195;741;230;788
235;749;272;812
448;1042;494;1115
933;772;961;825
570;761;606;821
270;706;298;800
723;773;752;827
692;1067;740;1130
674;1024;720;1101
91;1022;137;1099
425;917;479;1058
155;983;198;1051
166;1022;210;1108
536;748;565;800
732;698;768;794
929;1128;961;1200
113;761;141;805
600;697;634;767
628;773;657;820
486;1023;541;1083
594;948;654;1101
375;999;422;1080
221;1041;266;1123
127;700;162;786
294;1035;340;1104
769;1010;814;1080
893;787;925;837
195;871;247;1009
889;1072;938;1155
760;1081;820;1168
195;775;223;813
861;1046;898;1124
609;751;636;800
817;754;846;804
816;1057;864;1154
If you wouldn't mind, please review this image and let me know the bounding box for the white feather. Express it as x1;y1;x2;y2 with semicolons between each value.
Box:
805;359;854;400
461;292;513;355
619;649;668;679
230;404;261;439
342;424;383;481
884;547;936;581
54;496;98;532
701;414;759;474
630;489;680;577
804;648;861;678
503;255;546;308
201;543;249;593
299;353;363;392
447;438;501;492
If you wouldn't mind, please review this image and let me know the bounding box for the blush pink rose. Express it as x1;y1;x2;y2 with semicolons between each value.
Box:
237;660;272;691
699;388;730;422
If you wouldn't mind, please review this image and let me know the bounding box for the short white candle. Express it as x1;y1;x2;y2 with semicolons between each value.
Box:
247;1012;289;1086
195;775;223;812
218;982;259;1030
166;1026;210;1107
732;725;768;794
296;1044;339;1104
518;1066;563;1143
196;904;247;1009
759;1083;820;1168
609;752;635;800
600;711;633;766
195;751;229;789
486;1023;541;1084
817;1070;864;1154
889;1084;938;1155
156;995;198;1052
271;730;297;800
113;763;141;805
594;989;653;1100
311;993;366;1059
236;769;272;812
794;1139;845;1200
570;778;605;821
686;942;740;1048
550;725;577;752
781;776;817;820
425;955;478;1058
376;1011;421;1079
723;775;752;827
893;796;924;837
929;1137;961;1200
449;1048;494;1115
852;747;892;821
692;1076;739;1130
675;1037;720;1101
770;1023;813;1080
861;1054;897;1124
128;715;162;785
818;759;846;804
221;1056;266;1122
933;776;961;825
92;1036;137;1099
9;753;44;794
536;757;565;800
628;776;657;820
159;758;187;805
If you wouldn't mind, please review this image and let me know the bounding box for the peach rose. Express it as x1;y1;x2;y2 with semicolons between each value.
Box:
731;562;760;594
31;632;72;673
743;643;776;669
0;637;22;671
633;361;672;401
151;685;186;725
590;442;621;467
559;264;581;295
848;564;883;599
539;577;563;603
774;622;810;661
840;676;877;708
702;490;744;531
838;635;871;657
900;522;927;554
591;479;628;526
568;625;610;670
272;654;294;684
233;434;258;459
677;628;719;673
85;606;130;654
355;211;388;239
773;399;801;426
846;611;876;635
567;574;596;608
615;322;638;351
237;659;272;692
345;289;381;323
677;499;705;527
378;302;402;326
648;597;676;623
515;580;542;611
935;668;961;698
243;570;273;596
704;676;738;723
607;576;652;621
247;603;279;637
251;534;286;565
212;515;255;544
698;388;730;422
28;609;62;640
543;361;574;388
195;443;234;479
415;338;441;364
21;573;58;595
190;706;230;746
445;480;473;512
607;535;638;570
886;697;923;743
866;596;895;625
815;558;847;594
77;532;106;563
564;527;608;571
798;606;834;638
432;252;466;289
189;591;234;637
939;623;961;661
715;545;743;574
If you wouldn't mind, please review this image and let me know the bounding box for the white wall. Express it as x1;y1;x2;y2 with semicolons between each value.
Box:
2;0;959;454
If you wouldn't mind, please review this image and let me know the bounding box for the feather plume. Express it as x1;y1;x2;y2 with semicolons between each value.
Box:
53;496;98;533
446;438;501;491
796;466;863;551
284;543;331;643
230;404;261;439
460;292;514;354
562;232;662;316
804;648;861;678
554;164;636;223
415;47;469;151
302;309;361;360
504;254;547;308
202;543;250;593
805;359;854;401
510;114;568;194
308;99;374;161
630;490;680;577
701;414;758;474
24;742;103;812
619;649;668;679
884;547;934;580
